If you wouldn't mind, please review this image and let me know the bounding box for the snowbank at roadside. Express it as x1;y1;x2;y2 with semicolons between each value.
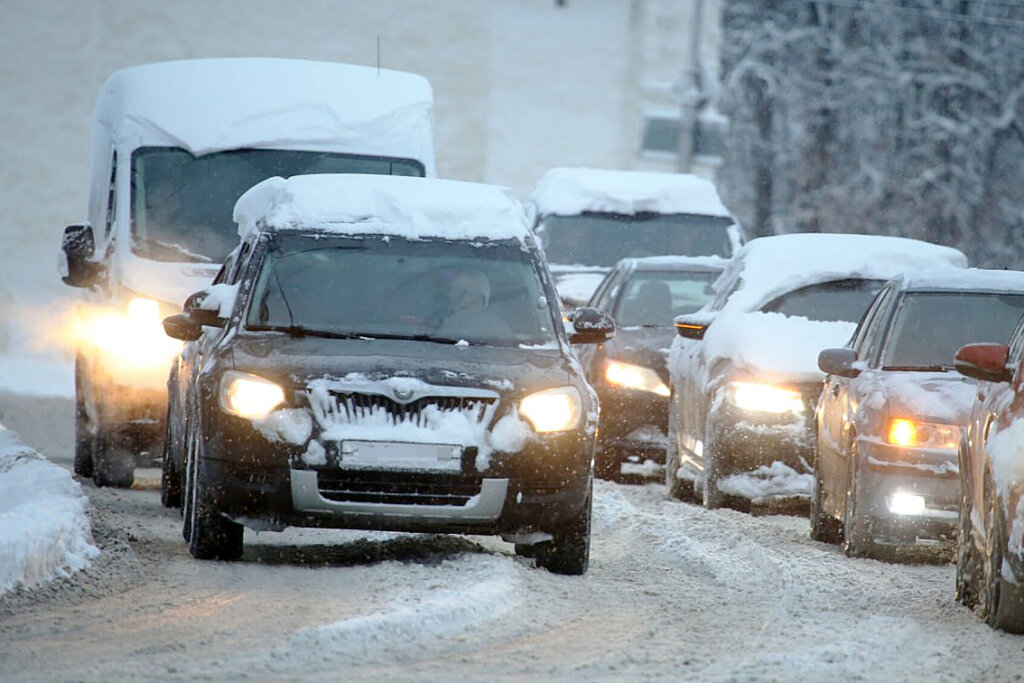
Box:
0;422;97;595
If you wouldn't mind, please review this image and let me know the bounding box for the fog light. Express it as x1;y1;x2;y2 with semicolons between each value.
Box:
889;491;926;516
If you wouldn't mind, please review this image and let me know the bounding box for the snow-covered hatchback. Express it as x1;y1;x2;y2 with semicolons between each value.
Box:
161;174;613;574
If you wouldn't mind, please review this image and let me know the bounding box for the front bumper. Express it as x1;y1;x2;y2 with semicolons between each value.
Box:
854;438;959;543
596;386;668;463
198;409;593;536
709;401;814;475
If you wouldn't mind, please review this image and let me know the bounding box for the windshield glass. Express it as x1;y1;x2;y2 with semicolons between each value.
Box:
615;270;720;327
130;147;425;263
883;292;1024;369
245;235;557;347
539;212;734;266
760;279;883;322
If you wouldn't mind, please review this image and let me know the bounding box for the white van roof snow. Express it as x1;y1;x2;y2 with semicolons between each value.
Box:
528;167;732;218
234;175;532;243
94;58;434;169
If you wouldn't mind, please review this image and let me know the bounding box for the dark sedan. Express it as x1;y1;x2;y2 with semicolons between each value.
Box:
576;256;725;478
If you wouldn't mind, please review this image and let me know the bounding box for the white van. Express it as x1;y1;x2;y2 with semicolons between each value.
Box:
59;58;435;487
527;167;743;307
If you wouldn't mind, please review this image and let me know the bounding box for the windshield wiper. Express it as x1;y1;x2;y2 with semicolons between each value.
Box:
368;332;474;345
150;239;215;263
882;364;953;372
250;324;368;340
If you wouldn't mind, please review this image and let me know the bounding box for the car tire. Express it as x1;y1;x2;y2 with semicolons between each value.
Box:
72;362;94;479
91;427;135;489
809;461;842;544
160;414;182;509
514;543;539;558
594;446;620;481
183;424;243;561
842;442;894;561
701;416;725;510
980;469;1024;632
535;482;592;575
955;479;981;609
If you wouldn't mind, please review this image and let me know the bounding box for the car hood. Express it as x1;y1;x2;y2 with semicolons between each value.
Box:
226;333;575;398
857;370;977;426
703;311;857;383
601;326;675;381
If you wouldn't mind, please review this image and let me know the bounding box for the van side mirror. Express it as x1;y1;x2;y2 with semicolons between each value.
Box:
568;307;615;344
955;343;1011;383
183;290;227;328
818;348;860;378
60;224;104;288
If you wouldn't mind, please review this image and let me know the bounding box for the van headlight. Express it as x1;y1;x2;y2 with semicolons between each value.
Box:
605;360;670;396
219;371;285;419
727;381;805;414
520;386;582;433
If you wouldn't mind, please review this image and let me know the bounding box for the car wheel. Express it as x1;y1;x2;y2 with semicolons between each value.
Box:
535;481;592;575
72;362;94;479
665;406;687;500
91;427;135;488
842;442;894;561
701;416;725;510
160;412;182;509
184;423;243;561
594;445;620;481
955;482;981;609
514;543;539;558
980;469;1024;632
809;459;842;544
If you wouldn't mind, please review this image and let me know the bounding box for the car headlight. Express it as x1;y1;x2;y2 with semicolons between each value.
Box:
886;418;960;450
520;386;582;433
604;360;670;396
219;371;285;419
727;381;805;414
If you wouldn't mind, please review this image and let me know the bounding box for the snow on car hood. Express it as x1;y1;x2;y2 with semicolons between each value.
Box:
96;58;435;171
528;167;732;217
719;233;968;314
871;372;977;424
703;311;856;381
234;175;530;243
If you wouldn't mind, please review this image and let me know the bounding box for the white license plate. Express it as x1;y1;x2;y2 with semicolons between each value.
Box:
339;440;463;472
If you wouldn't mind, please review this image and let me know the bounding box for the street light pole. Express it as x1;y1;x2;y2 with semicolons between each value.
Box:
676;0;705;173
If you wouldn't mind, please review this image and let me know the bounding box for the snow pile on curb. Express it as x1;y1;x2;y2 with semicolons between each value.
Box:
0;422;98;594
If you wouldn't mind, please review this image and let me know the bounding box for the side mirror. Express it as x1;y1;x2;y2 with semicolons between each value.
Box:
568;306;615;344
183;290;226;328
162;314;202;342
675;311;715;340
818;348;860;378
60;224;104;288
955;343;1011;383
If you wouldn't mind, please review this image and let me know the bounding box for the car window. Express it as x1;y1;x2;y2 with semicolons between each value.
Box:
760;279;884;323
1009;315;1024;364
882;292;1024;370
590;267;627;311
852;284;895;361
246;234;557;347
614;270;720;326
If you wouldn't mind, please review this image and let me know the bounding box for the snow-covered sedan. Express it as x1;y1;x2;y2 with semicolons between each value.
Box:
160;174;614;575
952;313;1024;632
575;256;726;478
813;270;1024;559
667;234;967;509
526;167;742;307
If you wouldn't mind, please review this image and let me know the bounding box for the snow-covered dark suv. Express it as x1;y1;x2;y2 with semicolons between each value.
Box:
161;174;613;574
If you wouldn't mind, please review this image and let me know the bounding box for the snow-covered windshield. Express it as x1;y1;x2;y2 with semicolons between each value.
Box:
760;279;882;323
883;292;1024;370
538;212;734;267
130;147;425;263
246;234;557;347
615;270;719;327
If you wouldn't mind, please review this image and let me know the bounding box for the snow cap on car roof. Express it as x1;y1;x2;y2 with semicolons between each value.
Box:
528;167;732;218
898;267;1024;292
233;174;532;242
722;233;969;312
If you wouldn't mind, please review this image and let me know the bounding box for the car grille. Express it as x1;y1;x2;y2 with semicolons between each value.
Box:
316;469;484;506
311;391;496;428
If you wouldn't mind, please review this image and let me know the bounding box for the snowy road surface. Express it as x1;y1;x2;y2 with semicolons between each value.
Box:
2;392;1023;681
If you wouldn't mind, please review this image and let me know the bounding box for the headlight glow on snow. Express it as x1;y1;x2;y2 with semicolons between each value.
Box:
605;360;670;396
727;381;805;414
885;418;960;450
76;296;182;369
520;386;582;433
219;371;285;419
889;491;926;516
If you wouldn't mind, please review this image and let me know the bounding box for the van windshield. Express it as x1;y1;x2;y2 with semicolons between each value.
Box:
130;147;425;263
538;212;734;267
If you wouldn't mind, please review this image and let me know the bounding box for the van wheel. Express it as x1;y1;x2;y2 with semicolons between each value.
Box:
535;483;592;575
91;428;135;488
184;427;243;561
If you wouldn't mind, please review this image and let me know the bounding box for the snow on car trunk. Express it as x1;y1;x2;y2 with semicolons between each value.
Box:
0;423;97;594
